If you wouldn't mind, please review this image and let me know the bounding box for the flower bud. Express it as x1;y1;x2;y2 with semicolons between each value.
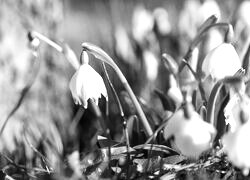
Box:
167;75;183;106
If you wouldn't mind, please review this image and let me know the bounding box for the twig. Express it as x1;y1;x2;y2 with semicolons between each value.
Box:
0;47;40;136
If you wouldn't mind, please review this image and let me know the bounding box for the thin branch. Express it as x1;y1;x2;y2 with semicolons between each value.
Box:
0;49;40;136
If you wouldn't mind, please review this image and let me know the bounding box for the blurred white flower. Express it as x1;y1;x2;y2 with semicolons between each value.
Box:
163;105;216;159
236;1;250;30
178;0;220;40
178;0;201;39
198;0;221;25
143;50;159;81
202;43;242;80
222;119;250;172
114;25;137;68
69;53;108;108
132;5;154;44
153;7;171;35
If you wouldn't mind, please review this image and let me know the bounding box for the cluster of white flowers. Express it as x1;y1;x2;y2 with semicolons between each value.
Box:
67;0;250;175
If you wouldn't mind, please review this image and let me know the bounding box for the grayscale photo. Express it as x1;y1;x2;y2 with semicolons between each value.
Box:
0;0;249;179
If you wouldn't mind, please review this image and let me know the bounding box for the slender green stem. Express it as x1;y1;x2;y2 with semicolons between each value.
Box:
101;63;124;117
82;42;153;137
206;80;223;126
206;76;243;127
145;109;178;144
30;31;63;52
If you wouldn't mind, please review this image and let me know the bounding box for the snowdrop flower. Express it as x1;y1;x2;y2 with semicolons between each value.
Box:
202;43;241;80
163;104;216;159
222;115;250;174
69;51;108;108
132;5;154;44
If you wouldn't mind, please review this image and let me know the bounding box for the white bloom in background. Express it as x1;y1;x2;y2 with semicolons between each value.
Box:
163;105;216;159
202;43;242;80
178;0;220;40
222;120;250;172
153;7;171;35
178;0;201;39
114;25;137;67
143;50;159;81
132;5;154;44
236;1;250;30
69;52;108;108
198;0;221;25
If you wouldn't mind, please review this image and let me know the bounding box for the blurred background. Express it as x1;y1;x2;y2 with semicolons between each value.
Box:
0;0;249;171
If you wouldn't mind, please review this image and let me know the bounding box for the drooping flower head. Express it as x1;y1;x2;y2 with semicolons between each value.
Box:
163;103;216;159
222;99;250;174
69;51;108;108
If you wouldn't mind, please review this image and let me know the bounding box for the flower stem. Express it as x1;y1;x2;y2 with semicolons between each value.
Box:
30;31;63;52
206;76;243;127
82;42;153;137
29;31;80;70
101;62;130;147
206;80;223;126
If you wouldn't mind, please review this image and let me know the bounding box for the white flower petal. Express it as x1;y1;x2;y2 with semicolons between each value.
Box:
202;43;241;80
223;121;250;170
69;64;108;108
164;107;216;159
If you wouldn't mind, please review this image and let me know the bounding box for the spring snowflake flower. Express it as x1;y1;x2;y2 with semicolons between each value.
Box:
202;43;242;80
222;119;250;173
69;52;108;108
163;104;216;159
